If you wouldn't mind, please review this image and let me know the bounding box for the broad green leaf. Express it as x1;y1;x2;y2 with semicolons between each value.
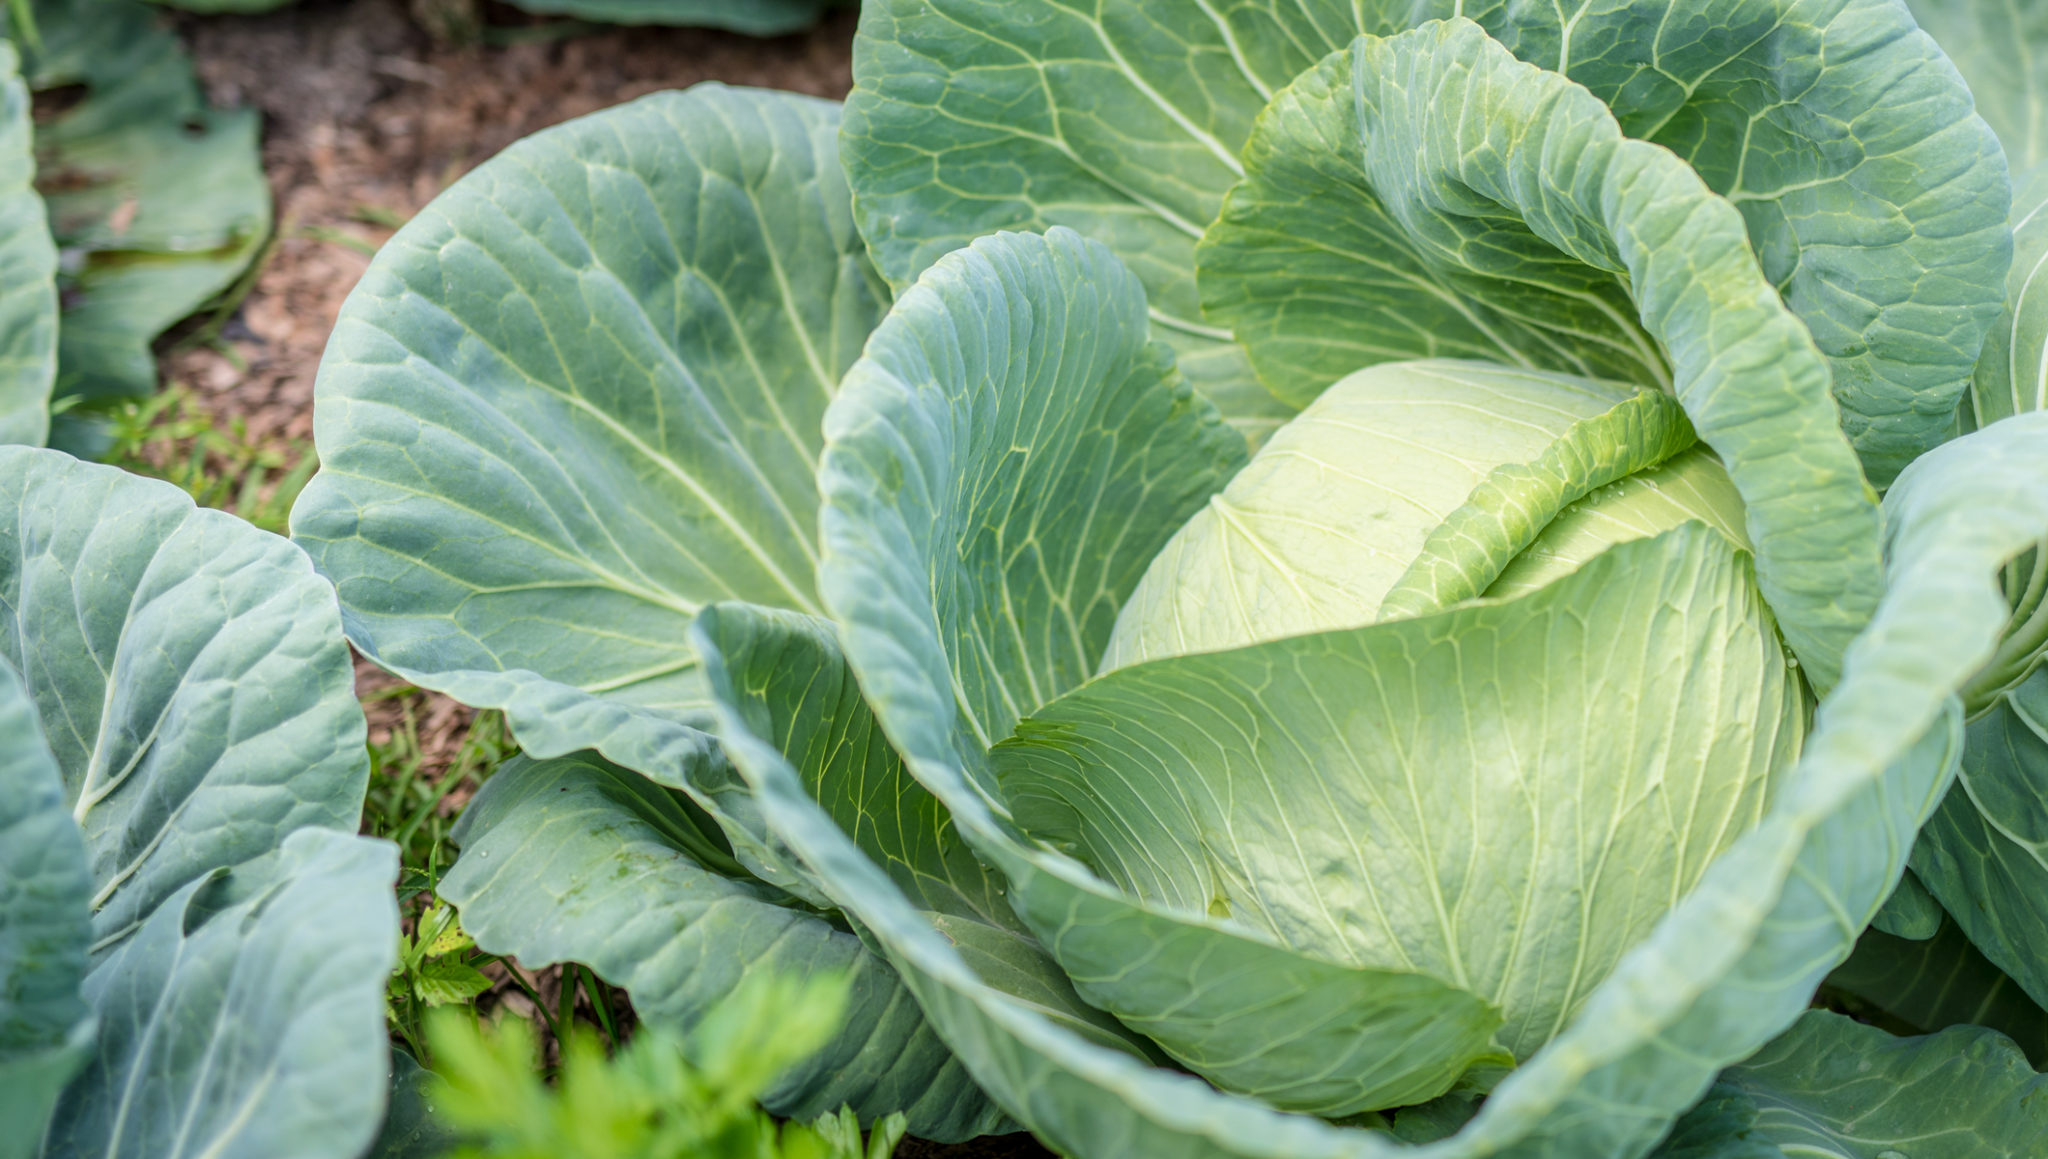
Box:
0;447;368;955
845;0;2007;474
1912;666;2048;1009
42;829;399;1159
501;0;831;34
1827;915;2048;1067
0;657;91;1159
437;752;1006;1140
1199;21;1883;693
293;83;884;779
1653;1011;2048;1159
1102;360;1694;670
1907;0;2048;172
810;29;2042;1156
9;0;271;455
0;40;53;447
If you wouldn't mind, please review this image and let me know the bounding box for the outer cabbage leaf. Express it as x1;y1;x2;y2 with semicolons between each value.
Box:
9;0;271;456
292;82;882;778
1827;915;2048;1066
1199;21;1883;693
1907;0;2048;172
0;447;368;953
1912;666;2048;1008
1652;1011;2048;1159
0;657;91;1159
0;449;396;1158
999;525;1800;1105
437;751;1005;1139
42;830;398;1159
809;38;2048;1159
844;0;2007;474
0;41;53;447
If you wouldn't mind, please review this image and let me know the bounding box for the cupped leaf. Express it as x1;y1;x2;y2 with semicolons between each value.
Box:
292;82;884;778
999;524;1800;1090
845;0;2007;473
1102;360;1694;670
0;41;53;447
11;0;272;455
818;225;1244;795
1200;19;1883;692
0;447;367;954
437;751;1004;1139
1653;1011;2048;1159
1827;914;2048;1067
0;657;91;1159
43;829;398;1159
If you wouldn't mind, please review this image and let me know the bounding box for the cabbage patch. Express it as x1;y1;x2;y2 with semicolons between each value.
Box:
295;4;2048;1155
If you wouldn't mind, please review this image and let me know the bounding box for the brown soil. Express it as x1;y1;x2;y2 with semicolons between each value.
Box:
161;6;1057;1155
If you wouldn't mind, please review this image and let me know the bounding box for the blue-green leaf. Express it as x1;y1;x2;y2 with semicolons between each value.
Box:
1654;1011;2048;1159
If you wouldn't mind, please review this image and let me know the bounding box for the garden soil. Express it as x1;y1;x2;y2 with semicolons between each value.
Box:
162;4;1056;1153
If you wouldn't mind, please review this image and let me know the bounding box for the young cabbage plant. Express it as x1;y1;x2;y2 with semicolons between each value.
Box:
293;16;2048;1159
0;448;397;1159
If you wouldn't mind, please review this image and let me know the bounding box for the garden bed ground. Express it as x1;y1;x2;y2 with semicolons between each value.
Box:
133;4;1054;1153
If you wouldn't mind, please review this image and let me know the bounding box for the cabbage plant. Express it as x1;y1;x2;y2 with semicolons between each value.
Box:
294;5;2048;1156
0;449;397;1159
